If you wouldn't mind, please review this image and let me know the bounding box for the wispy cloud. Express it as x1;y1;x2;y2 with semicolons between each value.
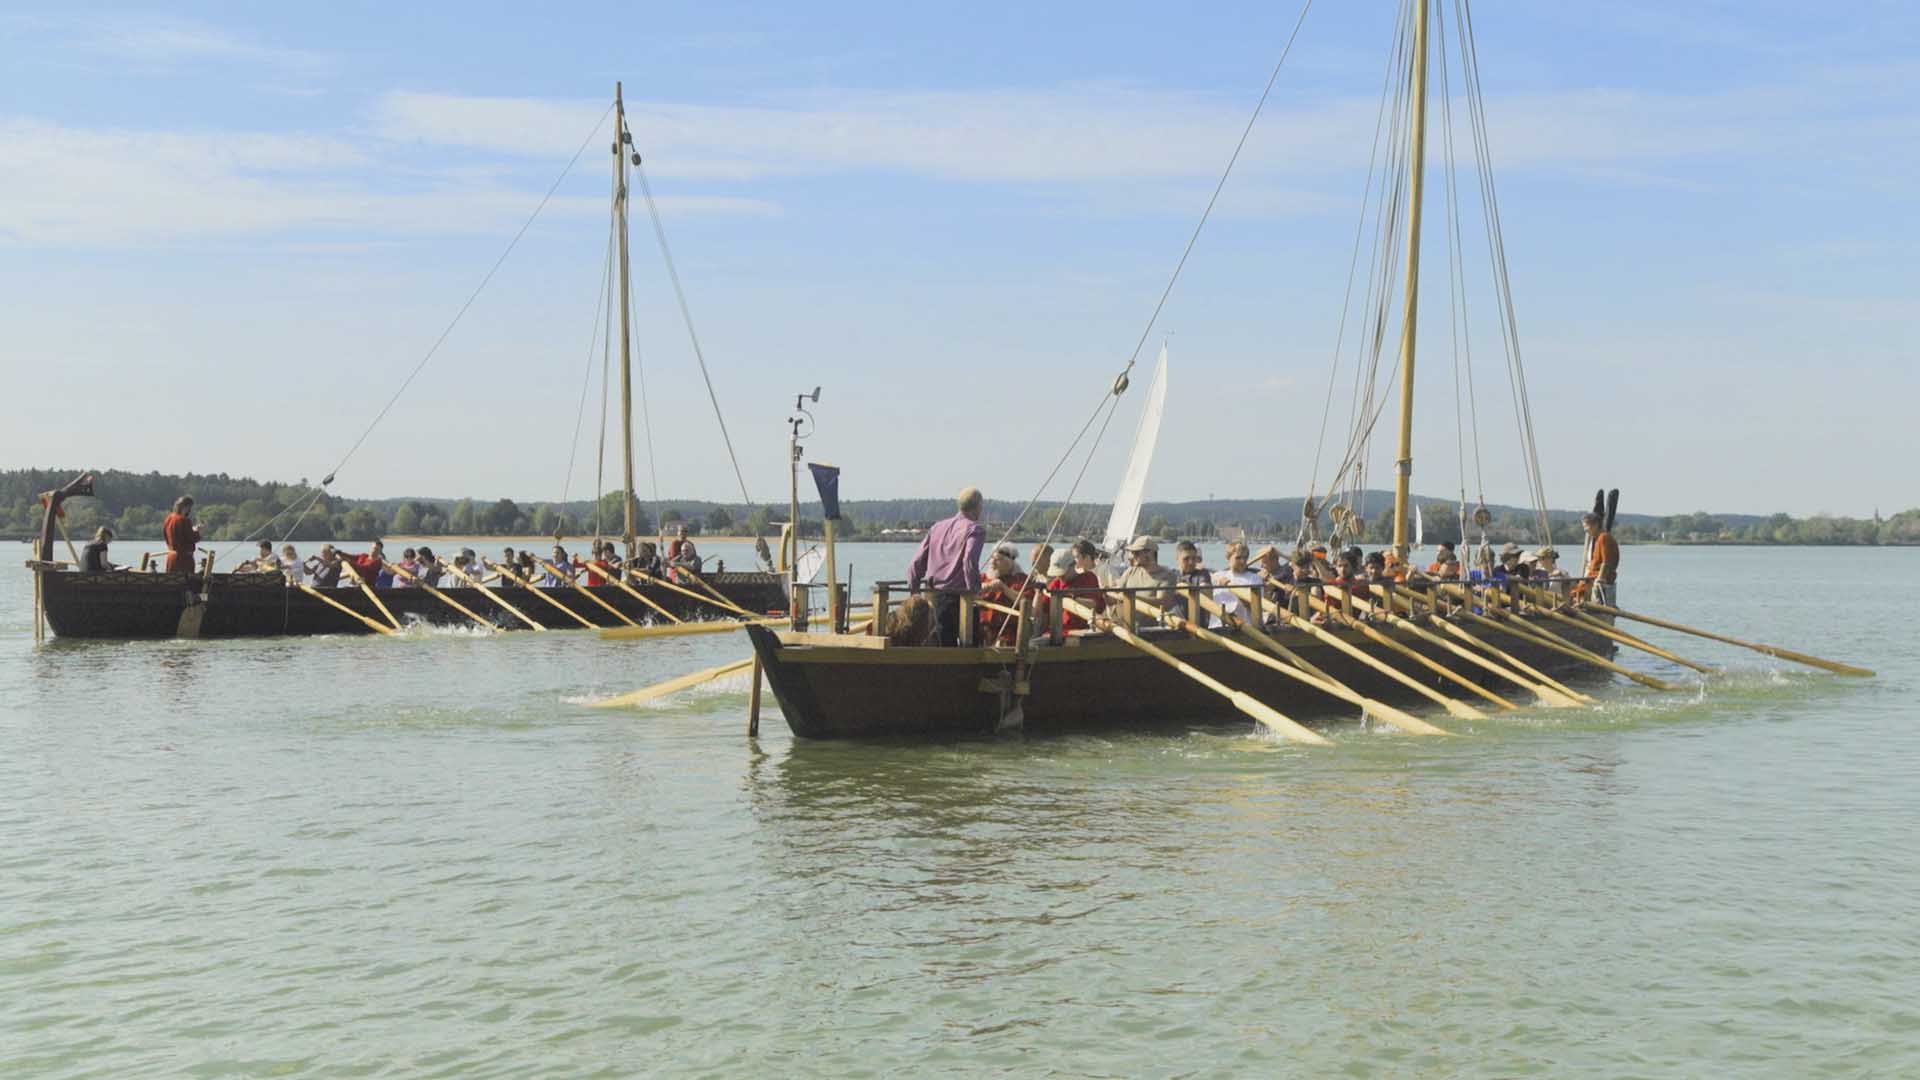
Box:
4;14;331;73
0;118;773;247
371;72;1919;191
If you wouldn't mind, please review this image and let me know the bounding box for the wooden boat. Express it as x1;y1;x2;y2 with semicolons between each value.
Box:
748;604;1615;739
26;83;788;641
740;1;1664;741
34;564;783;639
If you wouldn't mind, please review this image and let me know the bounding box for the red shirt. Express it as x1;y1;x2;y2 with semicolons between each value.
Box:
352;553;382;585
978;572;1031;645
162;512;198;572
1047;570;1105;631
585;559;613;587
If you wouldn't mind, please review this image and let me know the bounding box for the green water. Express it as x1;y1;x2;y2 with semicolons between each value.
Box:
4;543;1917;1077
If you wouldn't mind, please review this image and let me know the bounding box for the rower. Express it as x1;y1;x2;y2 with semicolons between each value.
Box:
1115;536;1177;626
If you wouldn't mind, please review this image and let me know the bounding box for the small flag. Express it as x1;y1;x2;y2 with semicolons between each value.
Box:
808;462;842;521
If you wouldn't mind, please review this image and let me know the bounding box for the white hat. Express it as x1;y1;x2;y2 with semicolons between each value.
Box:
1049;550;1077;577
1125;535;1159;553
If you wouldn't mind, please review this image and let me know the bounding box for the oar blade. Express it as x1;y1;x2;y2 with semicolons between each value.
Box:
587;657;756;708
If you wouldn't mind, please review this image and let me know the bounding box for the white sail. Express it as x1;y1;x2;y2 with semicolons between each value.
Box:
1101;344;1170;554
1415;502;1424;548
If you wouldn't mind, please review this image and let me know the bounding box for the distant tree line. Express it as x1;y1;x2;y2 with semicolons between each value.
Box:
5;469;1915;546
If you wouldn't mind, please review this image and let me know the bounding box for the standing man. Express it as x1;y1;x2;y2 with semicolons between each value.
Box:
908;486;986;646
1577;512;1620;606
162;496;199;573
1115;536;1178;626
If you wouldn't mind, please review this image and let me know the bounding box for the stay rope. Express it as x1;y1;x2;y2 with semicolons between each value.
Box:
992;0;1315;557
632;156;754;508
216;103;616;563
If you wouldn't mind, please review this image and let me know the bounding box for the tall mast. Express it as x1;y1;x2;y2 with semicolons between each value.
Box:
614;83;639;557
1391;0;1431;557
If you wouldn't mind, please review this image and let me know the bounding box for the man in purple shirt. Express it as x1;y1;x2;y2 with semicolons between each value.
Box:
909;486;986;645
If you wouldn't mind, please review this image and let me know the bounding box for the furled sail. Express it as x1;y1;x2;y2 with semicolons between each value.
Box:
1101;344;1170;554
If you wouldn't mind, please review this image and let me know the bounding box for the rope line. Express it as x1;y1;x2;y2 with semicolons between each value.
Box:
315;102;614;492
995;0;1315;550
632;158;753;507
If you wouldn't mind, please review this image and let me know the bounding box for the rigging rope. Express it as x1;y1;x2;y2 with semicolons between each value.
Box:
220;104;615;563
315;102;614;494
993;0;1315;551
561;215;617;513
631;157;753;508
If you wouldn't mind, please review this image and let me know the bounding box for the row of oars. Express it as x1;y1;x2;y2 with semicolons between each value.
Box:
1063;579;1872;747
295;555;764;636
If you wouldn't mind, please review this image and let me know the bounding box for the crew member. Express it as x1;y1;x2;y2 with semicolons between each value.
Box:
162;496;199;573
908;486;986;646
81;526;120;573
1577;512;1620;605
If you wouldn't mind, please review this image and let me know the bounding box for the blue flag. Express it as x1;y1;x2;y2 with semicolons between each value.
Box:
808;463;842;521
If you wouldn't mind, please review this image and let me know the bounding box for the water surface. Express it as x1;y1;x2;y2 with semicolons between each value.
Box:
4;543;1917;1076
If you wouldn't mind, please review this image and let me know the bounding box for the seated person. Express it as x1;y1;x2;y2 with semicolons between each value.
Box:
280;544;304;585
235;539;279;573
416;546;442;587
885;594;935;646
666;525;701;583
1115;536;1178;626
1212;540;1264;624
630;541;663;579
1170;540;1213;624
1047;539;1105;633
80;526;120;572
977;545;1031;645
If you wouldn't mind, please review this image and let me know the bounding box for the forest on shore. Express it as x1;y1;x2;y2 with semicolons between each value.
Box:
5;468;1917;546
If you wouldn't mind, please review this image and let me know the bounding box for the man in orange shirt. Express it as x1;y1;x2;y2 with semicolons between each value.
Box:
161;496;199;573
1577;512;1620;605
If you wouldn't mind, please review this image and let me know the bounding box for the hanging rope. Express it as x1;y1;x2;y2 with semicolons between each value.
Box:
561;214;617;513
313;102;614;496
1456;0;1552;543
994;0;1316;550
631;157;753;508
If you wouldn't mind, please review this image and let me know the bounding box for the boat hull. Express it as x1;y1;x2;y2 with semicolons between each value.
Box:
746;616;1622;740
35;568;786;639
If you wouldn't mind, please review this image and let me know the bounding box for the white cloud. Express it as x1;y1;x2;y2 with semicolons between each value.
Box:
0;118;775;247
5;14;331;72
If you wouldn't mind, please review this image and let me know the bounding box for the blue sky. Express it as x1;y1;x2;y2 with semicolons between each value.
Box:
1;1;1914;518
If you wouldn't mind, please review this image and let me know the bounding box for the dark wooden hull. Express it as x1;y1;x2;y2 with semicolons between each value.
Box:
746;617;1622;740
36;568;786;639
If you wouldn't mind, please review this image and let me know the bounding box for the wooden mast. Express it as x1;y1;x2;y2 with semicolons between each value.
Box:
1391;0;1431;558
615;83;639;560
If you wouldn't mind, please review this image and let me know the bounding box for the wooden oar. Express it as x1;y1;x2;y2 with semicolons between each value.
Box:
382;560;501;632
1060;598;1330;746
599;571;683;624
1270;606;1488;722
539;558;638;627
587;657;756;708
1306;593;1520;711
1132;594;1447;736
1439;586;1680;691
341;560;402;631
298;582;397;635
1386;588;1597;705
626;568;757;618
1511;585;1715;674
486;559;596;628
1582;602;1873;678
437;559;545;631
1335;586;1585;708
599;615;788;641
